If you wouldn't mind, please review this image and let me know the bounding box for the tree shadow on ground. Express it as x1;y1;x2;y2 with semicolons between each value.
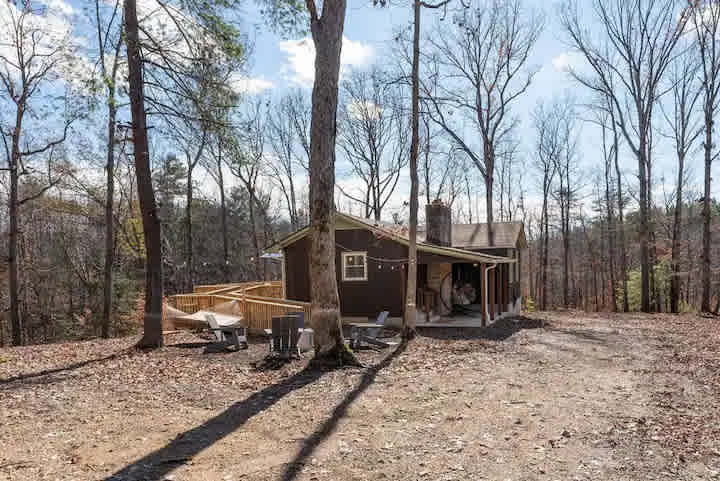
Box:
104;342;407;481
0;351;125;385
279;340;407;481
543;326;618;345
418;315;546;341
104;366;326;480
167;341;249;354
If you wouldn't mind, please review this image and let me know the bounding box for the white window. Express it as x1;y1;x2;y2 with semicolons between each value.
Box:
342;251;368;281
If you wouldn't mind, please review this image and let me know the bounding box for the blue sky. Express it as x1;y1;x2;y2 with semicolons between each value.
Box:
4;0;715;225
241;0;597;220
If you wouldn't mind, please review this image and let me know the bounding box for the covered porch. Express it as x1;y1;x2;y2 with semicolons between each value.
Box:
415;259;521;327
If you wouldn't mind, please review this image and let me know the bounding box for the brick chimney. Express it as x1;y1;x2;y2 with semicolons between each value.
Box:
425;199;452;247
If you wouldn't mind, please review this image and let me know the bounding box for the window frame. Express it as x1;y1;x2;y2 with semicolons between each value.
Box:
341;251;368;282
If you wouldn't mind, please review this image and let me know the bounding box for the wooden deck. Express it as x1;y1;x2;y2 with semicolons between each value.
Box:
168;282;521;331
168;281;311;331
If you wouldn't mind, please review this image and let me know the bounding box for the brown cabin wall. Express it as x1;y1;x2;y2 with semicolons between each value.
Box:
283;238;311;302
282;228;521;319
283;229;406;318
335;229;405;318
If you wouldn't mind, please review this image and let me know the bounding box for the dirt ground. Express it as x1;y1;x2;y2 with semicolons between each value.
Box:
1;311;719;481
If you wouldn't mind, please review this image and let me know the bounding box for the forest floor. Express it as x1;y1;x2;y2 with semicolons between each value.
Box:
1;311;720;481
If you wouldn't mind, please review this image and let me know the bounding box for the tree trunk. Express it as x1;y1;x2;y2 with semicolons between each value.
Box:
701;114;713;312
125;0;164;348
638;135;651;312
561;201;569;308
101;95;117;338
247;188;262;280
647;152;659;312
686;207;694;306
288;172;298;230
614;140;629;312
217;151;230;283
539;166;551;311
9;105;22;346
403;0;422;336
563;230;570;307
307;0;356;364
604;152;617;312
670;151;684;314
185;165;194;290
540;198;549;311
528;241;535;305
485;144;495;247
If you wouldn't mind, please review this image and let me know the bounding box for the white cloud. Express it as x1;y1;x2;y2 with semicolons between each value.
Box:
39;0;74;16
347;99;382;120
342;37;375;68
231;75;274;95
0;0;92;87
551;52;573;73
279;36;375;86
279;38;315;85
681;3;720;38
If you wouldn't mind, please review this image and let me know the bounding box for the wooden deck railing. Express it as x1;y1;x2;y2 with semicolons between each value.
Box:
169;281;309;330
172;293;222;313
243;283;283;298
193;280;282;296
239;295;311;330
193;283;244;294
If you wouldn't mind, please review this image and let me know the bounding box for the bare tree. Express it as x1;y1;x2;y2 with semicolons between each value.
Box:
419;118;465;209
205;129;231;281
180;127;209;290
401;0;454;335
692;1;720;312
601;123;618;312
337;67;409;220
424;0;543;246
661;51;702;313
552;98;579;308
288;89;312;171
533;99;564;311
419;114;448;204
123;0;249;347
304;0;360;364
0;1;79;345
605;90;629;312
267;91;311;229
560;0;691;312
91;0;125;338
226;100;266;280
496;137;523;222
124;0;164;347
586;102;620;312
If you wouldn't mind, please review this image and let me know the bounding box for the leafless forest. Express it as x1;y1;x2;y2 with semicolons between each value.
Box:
2;0;720;348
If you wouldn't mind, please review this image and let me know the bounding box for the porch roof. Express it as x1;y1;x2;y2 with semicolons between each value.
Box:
265;212;515;265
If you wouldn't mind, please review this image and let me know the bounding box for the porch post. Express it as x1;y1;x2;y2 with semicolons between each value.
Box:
498;264;503;314
489;266;495;321
480;263;486;325
506;264;510;312
505;264;510;312
281;249;287;299
401;263;407;317
498;264;503;315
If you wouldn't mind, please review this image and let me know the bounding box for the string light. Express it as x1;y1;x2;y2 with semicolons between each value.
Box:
335;241;409;263
334;243;409;273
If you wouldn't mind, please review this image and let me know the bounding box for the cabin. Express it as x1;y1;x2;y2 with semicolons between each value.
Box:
265;201;526;326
